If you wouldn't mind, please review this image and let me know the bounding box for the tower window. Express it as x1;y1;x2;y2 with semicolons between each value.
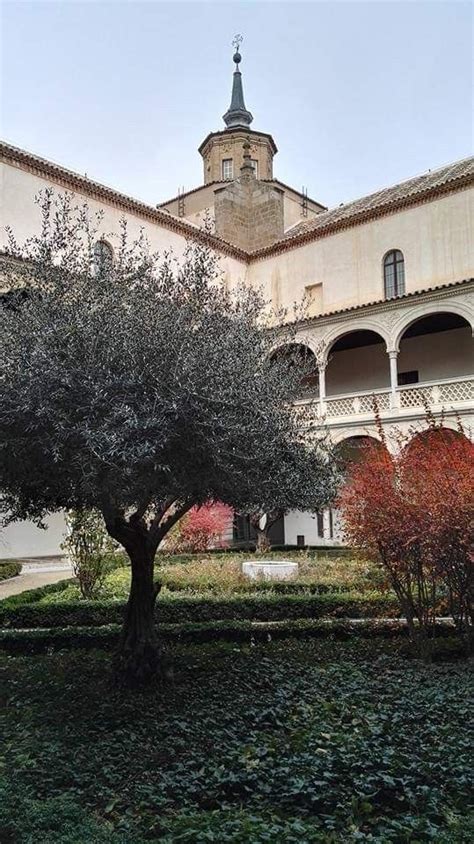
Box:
384;250;405;298
250;159;259;178
94;239;114;273
222;159;234;180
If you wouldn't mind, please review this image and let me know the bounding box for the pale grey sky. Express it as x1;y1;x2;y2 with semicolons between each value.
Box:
1;1;473;209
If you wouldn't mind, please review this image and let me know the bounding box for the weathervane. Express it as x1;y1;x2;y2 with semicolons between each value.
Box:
232;34;243;52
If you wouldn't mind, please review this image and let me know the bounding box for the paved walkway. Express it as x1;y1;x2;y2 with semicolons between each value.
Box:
0;557;73;598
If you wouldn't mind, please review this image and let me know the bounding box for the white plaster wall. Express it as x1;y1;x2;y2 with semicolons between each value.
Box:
284;510;342;547
0;513;66;559
0;162;247;286
398;327;473;381
249;188;474;314
327;341;389;395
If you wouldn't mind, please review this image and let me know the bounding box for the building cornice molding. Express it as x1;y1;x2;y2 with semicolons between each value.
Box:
285;278;474;333
2;142;472;275
249;174;474;262
0;141;248;263
198;129;278;157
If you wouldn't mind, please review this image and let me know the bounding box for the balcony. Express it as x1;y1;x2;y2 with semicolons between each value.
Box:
296;375;474;426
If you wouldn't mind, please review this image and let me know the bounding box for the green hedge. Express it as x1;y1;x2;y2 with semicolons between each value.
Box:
0;561;22;581
0;590;400;629
0;618;455;655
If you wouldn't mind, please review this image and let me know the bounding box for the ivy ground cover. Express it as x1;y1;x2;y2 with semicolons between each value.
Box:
1;638;472;843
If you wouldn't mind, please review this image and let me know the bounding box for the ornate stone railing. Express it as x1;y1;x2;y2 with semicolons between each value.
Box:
325;388;391;419
294;376;473;426
398;376;473;409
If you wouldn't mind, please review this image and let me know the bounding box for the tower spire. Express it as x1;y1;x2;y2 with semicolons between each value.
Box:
223;35;254;130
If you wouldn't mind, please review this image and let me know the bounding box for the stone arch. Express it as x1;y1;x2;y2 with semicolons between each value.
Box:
269;341;319;395
405;423;472;452
331;427;384;446
320;321;391;365
334;433;389;471
391;302;474;353
323;327;391;397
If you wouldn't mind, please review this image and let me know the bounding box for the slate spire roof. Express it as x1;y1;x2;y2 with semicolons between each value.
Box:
222;40;253;130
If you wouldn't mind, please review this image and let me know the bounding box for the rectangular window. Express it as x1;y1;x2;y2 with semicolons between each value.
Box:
222;159;233;180
250;159;259;178
296;534;305;547
316;512;324;538
398;370;419;386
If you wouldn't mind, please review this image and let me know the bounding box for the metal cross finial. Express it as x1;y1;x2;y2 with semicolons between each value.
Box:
232;34;243;51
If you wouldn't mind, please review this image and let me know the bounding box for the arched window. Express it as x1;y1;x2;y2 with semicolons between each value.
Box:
94;239;114;272
384;250;405;298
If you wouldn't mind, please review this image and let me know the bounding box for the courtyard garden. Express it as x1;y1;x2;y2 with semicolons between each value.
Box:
1;635;472;843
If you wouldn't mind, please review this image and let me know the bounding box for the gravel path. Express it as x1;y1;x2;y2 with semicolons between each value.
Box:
0;557;73;598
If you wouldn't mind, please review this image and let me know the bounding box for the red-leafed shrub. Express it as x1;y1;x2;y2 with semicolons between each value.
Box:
338;421;473;656
177;503;233;553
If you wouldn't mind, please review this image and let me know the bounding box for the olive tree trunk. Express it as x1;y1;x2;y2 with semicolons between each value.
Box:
113;537;162;688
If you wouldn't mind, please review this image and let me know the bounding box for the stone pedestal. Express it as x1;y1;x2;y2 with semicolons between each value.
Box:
241;560;299;580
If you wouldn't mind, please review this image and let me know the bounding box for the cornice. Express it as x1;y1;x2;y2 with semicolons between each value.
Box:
249;175;474;262
0;141;248;263
198;129;278;156
286;278;474;331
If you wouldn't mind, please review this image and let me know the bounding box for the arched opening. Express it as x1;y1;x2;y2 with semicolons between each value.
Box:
405;426;471;454
326;330;389;397
271;343;319;397
397;313;472;389
335;434;387;471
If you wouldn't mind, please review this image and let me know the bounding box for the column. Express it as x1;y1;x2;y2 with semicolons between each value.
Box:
388;350;399;410
318;363;327;414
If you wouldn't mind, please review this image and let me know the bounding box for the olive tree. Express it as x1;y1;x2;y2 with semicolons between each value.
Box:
0;191;335;686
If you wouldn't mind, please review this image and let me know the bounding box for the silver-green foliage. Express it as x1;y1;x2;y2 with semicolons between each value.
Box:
0;189;335;548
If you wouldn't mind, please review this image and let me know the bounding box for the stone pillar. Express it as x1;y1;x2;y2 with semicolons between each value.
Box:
322;509;331;541
318;364;327;414
388;350;399;410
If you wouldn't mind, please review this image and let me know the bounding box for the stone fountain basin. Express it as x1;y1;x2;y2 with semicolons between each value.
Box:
241;560;299;581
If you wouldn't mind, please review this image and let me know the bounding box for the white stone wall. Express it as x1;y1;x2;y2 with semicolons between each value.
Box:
249;188;474;314
0;161;248;287
0;513;66;559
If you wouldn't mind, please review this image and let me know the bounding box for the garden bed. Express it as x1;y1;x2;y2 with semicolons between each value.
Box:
1;637;472;842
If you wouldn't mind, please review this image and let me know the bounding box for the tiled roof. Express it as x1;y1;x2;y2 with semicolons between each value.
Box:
0;141;247;261
159;179;326;210
253;157;474;258
2;140;472;263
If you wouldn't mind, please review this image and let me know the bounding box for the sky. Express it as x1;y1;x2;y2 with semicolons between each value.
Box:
1;1;473;209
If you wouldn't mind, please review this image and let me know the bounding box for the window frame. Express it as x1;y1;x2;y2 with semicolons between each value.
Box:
383;249;405;299
222;158;234;180
94;239;114;273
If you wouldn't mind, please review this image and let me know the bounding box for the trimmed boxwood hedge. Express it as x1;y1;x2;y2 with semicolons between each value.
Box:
0;590;400;629
0;618;455;654
0;560;22;581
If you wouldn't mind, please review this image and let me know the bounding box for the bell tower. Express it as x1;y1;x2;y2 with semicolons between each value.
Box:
198;36;277;184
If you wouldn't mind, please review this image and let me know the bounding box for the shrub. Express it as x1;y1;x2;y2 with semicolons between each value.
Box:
338;419;474;656
172;502;232;553
0;590;401;629
0;618;456;655
0;560;22;581
61;509;118;599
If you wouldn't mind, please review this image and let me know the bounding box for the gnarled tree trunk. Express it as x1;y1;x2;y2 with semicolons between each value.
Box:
113;537;162;688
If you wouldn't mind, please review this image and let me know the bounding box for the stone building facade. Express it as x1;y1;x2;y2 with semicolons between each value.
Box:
1;44;473;555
